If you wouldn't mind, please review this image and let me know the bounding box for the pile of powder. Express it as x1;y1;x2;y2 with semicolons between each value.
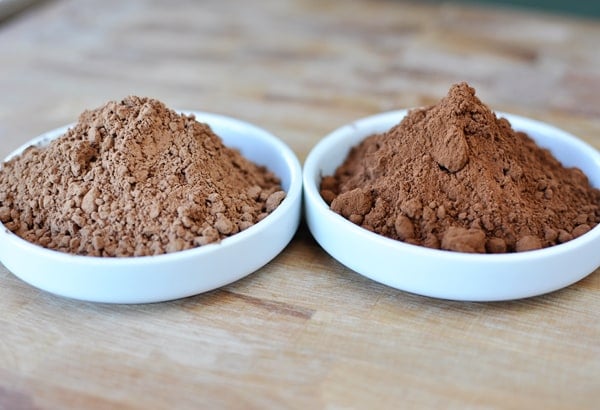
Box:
0;96;286;257
320;82;600;253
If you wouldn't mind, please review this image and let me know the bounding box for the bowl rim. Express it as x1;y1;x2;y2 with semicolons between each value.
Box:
303;109;600;262
0;110;303;265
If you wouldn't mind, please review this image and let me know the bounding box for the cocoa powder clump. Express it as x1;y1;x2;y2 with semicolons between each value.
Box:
0;96;285;257
321;83;600;253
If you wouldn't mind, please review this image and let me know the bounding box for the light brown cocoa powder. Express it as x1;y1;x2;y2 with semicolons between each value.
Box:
321;83;600;253
0;96;285;257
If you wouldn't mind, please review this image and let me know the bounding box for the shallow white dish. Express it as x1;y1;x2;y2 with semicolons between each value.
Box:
304;110;600;301
0;112;302;304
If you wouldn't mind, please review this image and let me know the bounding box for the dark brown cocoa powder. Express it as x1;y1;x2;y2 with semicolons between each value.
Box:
0;96;285;257
321;83;600;253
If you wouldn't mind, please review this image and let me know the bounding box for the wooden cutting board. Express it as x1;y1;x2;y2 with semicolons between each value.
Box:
1;0;599;408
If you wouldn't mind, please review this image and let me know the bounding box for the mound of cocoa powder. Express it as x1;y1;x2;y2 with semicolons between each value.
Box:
320;82;600;253
0;96;286;257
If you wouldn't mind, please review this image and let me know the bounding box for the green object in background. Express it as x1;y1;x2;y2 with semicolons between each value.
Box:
459;0;600;19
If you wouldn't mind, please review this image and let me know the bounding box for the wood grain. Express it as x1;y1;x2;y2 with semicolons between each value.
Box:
1;0;599;408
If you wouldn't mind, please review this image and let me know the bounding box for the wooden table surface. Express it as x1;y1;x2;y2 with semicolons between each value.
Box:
1;1;599;408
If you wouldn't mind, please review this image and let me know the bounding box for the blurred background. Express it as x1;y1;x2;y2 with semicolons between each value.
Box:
4;0;600;22
1;0;600;161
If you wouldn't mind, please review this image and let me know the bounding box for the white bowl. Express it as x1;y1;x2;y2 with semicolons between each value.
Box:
0;112;302;303
304;110;600;301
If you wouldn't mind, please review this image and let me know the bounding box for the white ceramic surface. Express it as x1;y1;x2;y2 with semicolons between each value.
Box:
303;110;600;301
0;112;302;303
